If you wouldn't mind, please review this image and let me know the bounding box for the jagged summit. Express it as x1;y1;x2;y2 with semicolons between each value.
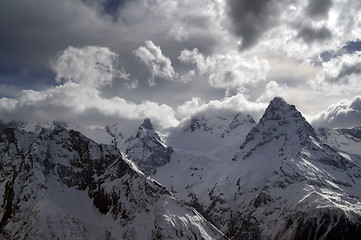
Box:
135;118;159;140
236;97;318;160
262;97;294;120
140;118;154;131
260;97;313;131
126;119;173;175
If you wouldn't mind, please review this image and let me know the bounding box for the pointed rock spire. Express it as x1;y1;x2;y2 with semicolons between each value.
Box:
140;118;154;130
126;118;173;175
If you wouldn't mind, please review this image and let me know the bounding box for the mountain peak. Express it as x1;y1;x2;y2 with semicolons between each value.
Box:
270;96;287;105
235;97;318;160
261;97;297;122
126;118;173;175
140;118;154;130
268;97;290;111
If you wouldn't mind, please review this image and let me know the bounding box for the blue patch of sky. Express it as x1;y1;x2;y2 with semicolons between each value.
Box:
102;0;128;18
320;40;361;62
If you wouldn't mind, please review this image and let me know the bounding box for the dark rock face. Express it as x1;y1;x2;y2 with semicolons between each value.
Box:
0;128;33;232
278;210;361;240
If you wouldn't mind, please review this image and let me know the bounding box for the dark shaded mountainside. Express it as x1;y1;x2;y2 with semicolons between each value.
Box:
0;97;361;239
0;126;225;239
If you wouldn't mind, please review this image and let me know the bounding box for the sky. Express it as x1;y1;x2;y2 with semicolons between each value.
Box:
0;0;361;130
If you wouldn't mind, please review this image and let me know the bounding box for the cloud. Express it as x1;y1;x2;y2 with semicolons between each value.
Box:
176;93;268;121
179;48;270;89
51;46;130;88
0;46;178;129
227;0;278;50
256;81;287;102
311;96;361;128
0;81;178;129
1;0;361;132
310;51;361;95
297;26;332;44
306;0;333;18
133;40;177;86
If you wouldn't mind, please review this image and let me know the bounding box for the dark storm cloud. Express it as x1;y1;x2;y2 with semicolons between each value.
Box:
0;0;111;80
297;26;332;43
306;0;333;18
227;0;278;50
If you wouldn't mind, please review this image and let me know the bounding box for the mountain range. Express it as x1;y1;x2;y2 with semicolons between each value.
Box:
1;97;361;239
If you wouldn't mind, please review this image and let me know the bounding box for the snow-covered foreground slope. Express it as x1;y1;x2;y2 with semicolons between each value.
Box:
0;127;225;239
151;98;361;239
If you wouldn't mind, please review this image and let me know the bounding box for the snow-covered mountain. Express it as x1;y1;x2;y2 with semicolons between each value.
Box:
227;97;361;239
1;97;361;240
0;126;225;239
153;98;361;239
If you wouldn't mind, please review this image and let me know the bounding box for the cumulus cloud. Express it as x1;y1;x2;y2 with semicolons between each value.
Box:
0;83;178;128
179;48;270;89
133;40;178;86
256;81;287;102
51;46;130;88
0;46;178;129
311;96;361;128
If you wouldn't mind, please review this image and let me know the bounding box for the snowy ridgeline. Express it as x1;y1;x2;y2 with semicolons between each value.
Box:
1;97;361;239
0;126;225;239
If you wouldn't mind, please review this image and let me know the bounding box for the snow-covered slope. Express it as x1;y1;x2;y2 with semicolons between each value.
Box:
317;127;361;156
153;97;361;239
228;97;361;239
2;97;361;240
0;127;225;239
166;110;256;159
0;119;141;151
